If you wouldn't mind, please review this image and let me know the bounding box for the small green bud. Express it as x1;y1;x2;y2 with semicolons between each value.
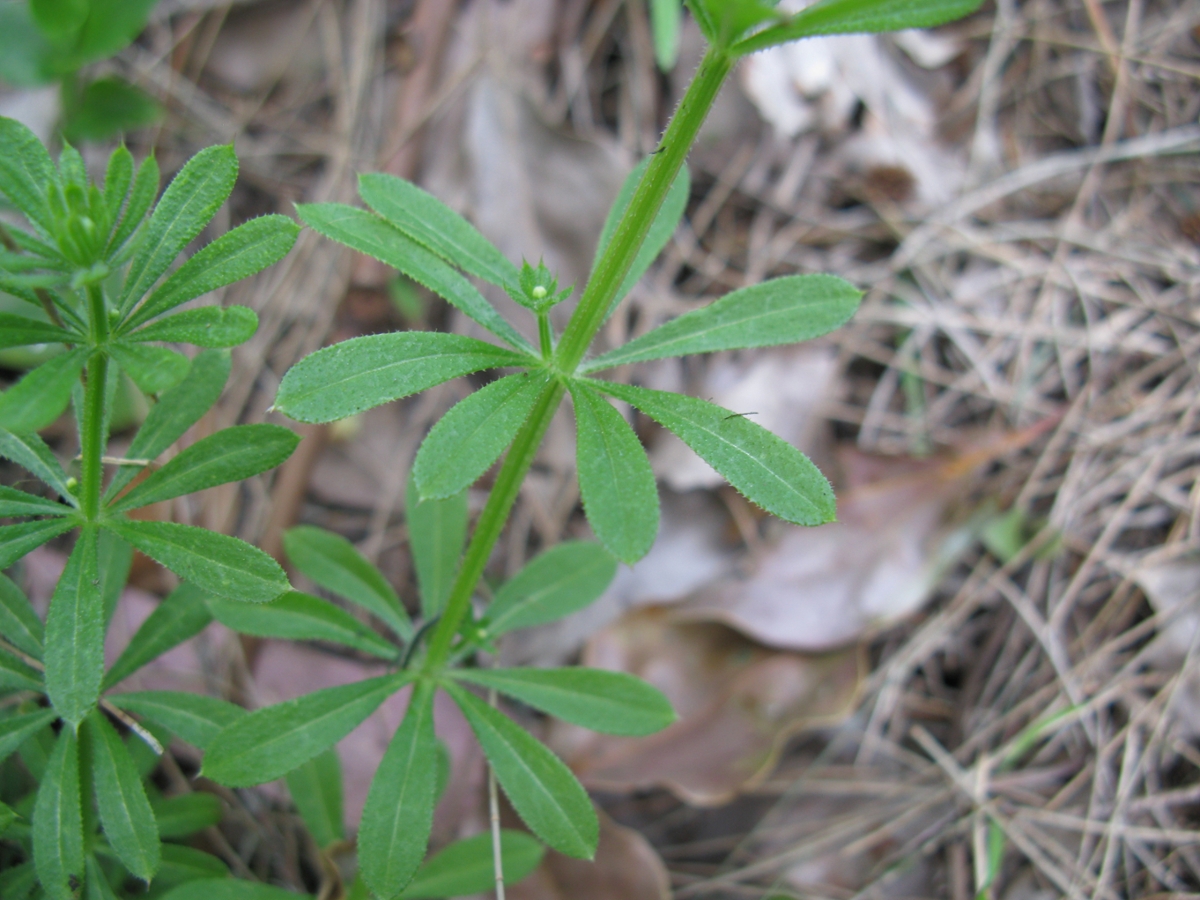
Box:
65;477;79;494
532;285;548;300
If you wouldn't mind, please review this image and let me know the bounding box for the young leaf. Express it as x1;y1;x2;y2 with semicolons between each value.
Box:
412;371;549;500
119;145;239;314
104;349;230;501
32;728;84;900
406;475;467;619
484;541;617;637
103;584;214;690
0;348;88;433
568;381;658;563
86;710;160;882
595;381;836;526
285;747;343;848
580;274;862;372
202;673;409;786
0;572;45;658
44;529;103;726
0;708;58;764
104;519;290;603
109;342;190;395
112;424;300;512
0;518;76;571
0;313;74;349
452;668;675;736
283;526;411;640
0;428;77;505
125;215;299;329
0;484;72;518
108;153;158;255
273;331;529;424
0;115;56;235
206;591;397;659
97;528;133;624
358;681;438;899
126;306;258;348
0;650;43;691
445;683;598;859
152;793;223;839
731;0;984;54
107;691;245;751
104;145;134;225
399;831;544;900
296;203;534;355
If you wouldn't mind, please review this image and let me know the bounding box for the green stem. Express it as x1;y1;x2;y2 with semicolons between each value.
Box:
80;283;109;521
537;312;553;358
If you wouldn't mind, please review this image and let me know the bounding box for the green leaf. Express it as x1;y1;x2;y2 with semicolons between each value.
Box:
595;381;836;526
732;0;984;54
97;528;133;624
126;305;259;348
358;681;438;899
282;526;411;640
296;203;534;355
109;342;190;394
0;861;38;900
0;348;88;433
44;529;103;726
650;0;682;69
0;648;43;691
406;475;467;619
0;116;56;235
112;424;300;512
126;215;299;330
592;160;689;316
108;154;158;255
103;584;214;690
0;313;74;349
453;668;675;736
108;691;245;751
104;519;290;603
71;0;158;65
159;881;309;900
29;0;87;45
104;145;134;226
202;673;408;786
581;274;862;372
0;428;76;504
0;708;57;763
86;855;120;900
86;710;160;882
686;0;782;46
206;591;397;660
0;799;17;835
32;728;84;900
400;831;544;899
119;145;238;315
446;683;597;859
0;572;45;658
0;6;54;87
413;371;549;500
274;331;528;424
152;844;229;887
152;793;223;839
62;77;161;143
104;349;230;501
485;541;617;637
568;381;658;563
285;748;342;848
0;518;75;570
0;484;71;518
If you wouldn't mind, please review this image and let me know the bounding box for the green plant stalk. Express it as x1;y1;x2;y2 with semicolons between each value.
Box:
423;45;733;670
81;283;110;521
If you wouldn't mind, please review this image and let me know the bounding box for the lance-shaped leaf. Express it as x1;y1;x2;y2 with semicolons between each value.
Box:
0;518;75;571
358;681;438;899
33;728;84;900
283;526;411;640
0;428;76;504
406;475;467;619
0;650;42;691
86;711;160;882
126;306;258;348
568;381;658;563
152;793;223;839
581;274;862;372
0;348;88;433
297;203;534;355
0;708;58;763
0;116;56;235
400;831;544;900
105;349;230;501
156;880;304;900
44;529;103;726
97;528;133;625
359;173;522;291
203;673;409;786
0;485;72;518
108;154;158;255
484;541;617;637
206;591;397;659
592;159;689;317
103;584;213;690
113;424;300;512
731;0;984;54
104;144;134;225
108;692;245;751
119;145;238;314
105;519;290;604
454;667;675;736
152;845;228;887
413;371;549;500
596;381;836;526
0;313;74;349
285;748;343;849
109;343;190;395
274;330;529;424
86;855;121;900
0;572;44;658
446;683;597;859
126;215;299;329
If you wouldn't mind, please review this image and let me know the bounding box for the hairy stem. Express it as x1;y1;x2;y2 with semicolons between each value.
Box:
80;283;109;521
